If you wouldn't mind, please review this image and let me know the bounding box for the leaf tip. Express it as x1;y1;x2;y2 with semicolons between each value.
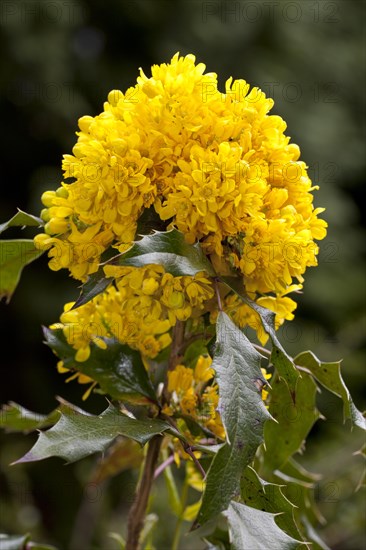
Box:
11;451;36;465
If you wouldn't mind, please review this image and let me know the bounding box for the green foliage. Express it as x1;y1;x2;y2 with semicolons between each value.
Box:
0;211;44;301
294;351;366;429
72;268;113;309
0;402;58;433
226;502;303;550
110;228;216;277
0;210;43;234
240;467;304;542
14;403;170;464
43;328;158;404
0;240;43;302
196;312;271;525
221;277;299;394
263;372;320;473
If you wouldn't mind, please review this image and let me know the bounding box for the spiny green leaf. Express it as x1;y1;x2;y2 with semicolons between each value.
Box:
274;464;325;528
240;466;306;543
0;209;43;234
72;268;113;310
263;372;320;473
270;458;327;544
14;403;170;464
43;328;158;404
196;313;271;525
0;402;59;433
294;351;366;430
226;501;304;550
220;277;299;396
108;229;215;277
0;240;43;302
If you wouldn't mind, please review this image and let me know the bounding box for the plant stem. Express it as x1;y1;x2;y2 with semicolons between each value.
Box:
125;435;163;550
168;320;185;371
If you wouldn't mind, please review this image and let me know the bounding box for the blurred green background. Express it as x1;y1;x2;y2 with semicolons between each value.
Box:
0;0;365;548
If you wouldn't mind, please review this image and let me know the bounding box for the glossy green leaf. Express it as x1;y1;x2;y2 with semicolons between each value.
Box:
196;313;271;525
0;402;59;433
0;209;43;234
72;268;113;310
226;501;304;550
263;372;320;473
0;240;43;302
109;229;215;277
14;403;170;464
220;277;299;396
240;467;305;543
294;351;366;430
43;328;158;404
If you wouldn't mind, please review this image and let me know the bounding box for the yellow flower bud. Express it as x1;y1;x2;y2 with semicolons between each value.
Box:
41;190;56;207
45;218;69;234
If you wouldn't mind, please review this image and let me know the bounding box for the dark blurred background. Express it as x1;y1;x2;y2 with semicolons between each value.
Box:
0;1;365;548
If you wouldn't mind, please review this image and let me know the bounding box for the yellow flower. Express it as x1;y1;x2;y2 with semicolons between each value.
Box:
36;51;326;302
168;365;194;393
194;355;214;383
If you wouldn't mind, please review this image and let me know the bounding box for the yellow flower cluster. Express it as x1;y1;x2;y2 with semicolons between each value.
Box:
163;355;225;439
38;52;326;408
53;266;214;363
34;52;326;298
163;356;271;439
221;289;299;345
